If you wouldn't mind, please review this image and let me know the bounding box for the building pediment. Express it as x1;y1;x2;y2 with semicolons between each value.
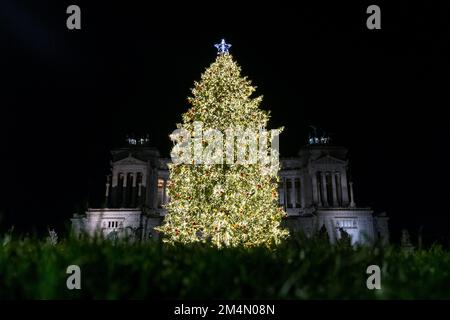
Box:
114;155;147;166
312;155;347;166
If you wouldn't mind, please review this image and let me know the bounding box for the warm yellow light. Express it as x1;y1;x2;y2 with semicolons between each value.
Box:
155;53;289;248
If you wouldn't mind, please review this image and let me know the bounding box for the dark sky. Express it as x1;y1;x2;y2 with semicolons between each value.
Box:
1;1;450;243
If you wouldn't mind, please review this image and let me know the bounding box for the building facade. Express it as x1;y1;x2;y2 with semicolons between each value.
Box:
71;137;389;245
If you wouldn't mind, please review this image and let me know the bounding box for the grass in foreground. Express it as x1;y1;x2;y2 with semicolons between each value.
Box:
0;233;449;299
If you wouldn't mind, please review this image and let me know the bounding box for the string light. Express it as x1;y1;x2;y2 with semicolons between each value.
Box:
155;46;289;248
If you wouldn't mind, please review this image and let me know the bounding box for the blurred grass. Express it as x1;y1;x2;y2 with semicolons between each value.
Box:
1;232;450;299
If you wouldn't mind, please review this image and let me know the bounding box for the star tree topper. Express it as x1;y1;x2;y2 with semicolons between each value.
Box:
214;39;231;55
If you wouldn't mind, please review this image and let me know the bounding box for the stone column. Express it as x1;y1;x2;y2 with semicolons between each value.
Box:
146;162;156;209
138;182;142;201
138;172;144;207
283;177;287;210
340;170;350;206
349;181;356;208
331;172;338;207
336;172;342;206
300;175;306;208
121;172;128;208
105;175;110;207
317;174;322;205
111;172;118;207
321;172;328;207
311;173;319;205
143;165;151;208
290;178;296;208
131;172;137;208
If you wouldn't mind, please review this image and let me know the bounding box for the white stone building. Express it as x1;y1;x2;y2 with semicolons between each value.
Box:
71;136;389;245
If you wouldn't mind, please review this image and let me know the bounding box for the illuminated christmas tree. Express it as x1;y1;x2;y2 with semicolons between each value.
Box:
156;39;289;248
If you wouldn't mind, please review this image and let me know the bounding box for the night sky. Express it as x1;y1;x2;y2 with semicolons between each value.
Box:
1;1;449;243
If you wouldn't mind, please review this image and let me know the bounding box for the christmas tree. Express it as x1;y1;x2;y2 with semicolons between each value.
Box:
155;39;289;248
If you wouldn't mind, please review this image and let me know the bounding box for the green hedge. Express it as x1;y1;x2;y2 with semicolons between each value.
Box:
1;233;449;299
